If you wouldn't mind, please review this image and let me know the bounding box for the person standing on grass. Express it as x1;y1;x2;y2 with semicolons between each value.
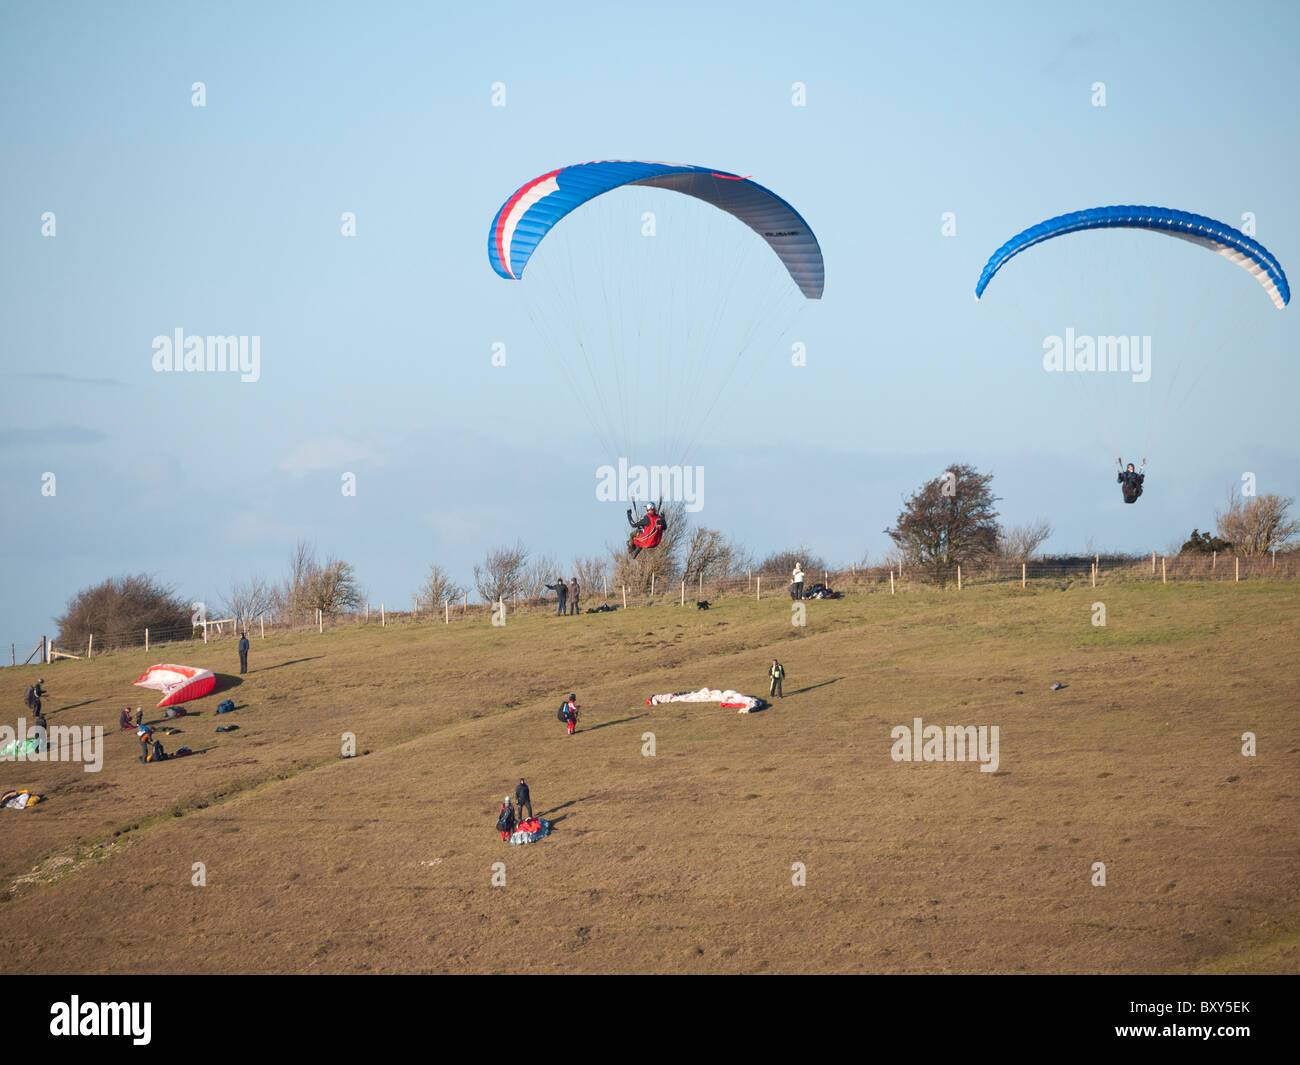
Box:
769;659;785;699
24;679;46;715
561;693;579;735
515;778;532;821
568;576;581;616
496;796;517;840
238;631;250;674
546;576;568;616
791;563;805;601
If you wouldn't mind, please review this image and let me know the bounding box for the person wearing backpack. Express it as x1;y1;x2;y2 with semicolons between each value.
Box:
769;659;786;699
24;679;46;715
496;796;517;841
558;693;579;735
137;724;155;764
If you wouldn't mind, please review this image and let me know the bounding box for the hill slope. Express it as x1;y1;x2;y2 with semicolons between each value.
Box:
2;581;1298;973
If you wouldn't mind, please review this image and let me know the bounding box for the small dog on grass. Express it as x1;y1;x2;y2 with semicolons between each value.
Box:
696;600;710;610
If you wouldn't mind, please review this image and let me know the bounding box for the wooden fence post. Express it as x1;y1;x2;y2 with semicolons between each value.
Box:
957;565;962;590
1161;558;1167;584
445;600;449;624
1212;550;1216;571
260;614;264;638
756;577;761;600
1152;551;1156;574
680;580;685;606
1235;557;1240;583
1021;562;1026;588
890;570;895;595
381;603;386;626
622;585;628;609
88;633;93;658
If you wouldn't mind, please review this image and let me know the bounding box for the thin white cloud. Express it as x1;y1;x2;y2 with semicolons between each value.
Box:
278;435;379;477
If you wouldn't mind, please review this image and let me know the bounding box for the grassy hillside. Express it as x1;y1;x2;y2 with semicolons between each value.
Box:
2;580;1298;973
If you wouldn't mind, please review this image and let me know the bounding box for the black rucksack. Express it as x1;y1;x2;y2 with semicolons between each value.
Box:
24;686;37;709
152;740;167;762
557;703;568;722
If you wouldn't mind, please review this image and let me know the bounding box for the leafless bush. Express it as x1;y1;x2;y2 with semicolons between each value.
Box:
413;564;467;611
997;519;1054;560
1216;489;1297;556
473;542;529;604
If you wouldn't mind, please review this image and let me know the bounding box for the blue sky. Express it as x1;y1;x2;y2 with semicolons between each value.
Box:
2;0;1298;649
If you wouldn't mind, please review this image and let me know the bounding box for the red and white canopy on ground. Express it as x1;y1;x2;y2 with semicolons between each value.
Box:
647;687;762;713
134;664;216;707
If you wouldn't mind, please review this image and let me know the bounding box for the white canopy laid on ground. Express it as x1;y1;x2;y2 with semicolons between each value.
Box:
646;687;762;713
134;664;216;707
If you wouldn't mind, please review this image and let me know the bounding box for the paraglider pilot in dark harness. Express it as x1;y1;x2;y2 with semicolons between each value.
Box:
1117;458;1146;504
627;499;666;558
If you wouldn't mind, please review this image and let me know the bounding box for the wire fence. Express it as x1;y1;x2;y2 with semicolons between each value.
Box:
12;549;1297;668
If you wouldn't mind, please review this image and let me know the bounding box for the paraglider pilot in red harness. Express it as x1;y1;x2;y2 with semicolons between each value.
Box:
627;500;666;558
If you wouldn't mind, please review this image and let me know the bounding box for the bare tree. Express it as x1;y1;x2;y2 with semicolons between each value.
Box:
759;546;828;579
222;575;276;627
520;553;561;601
413;563;466;611
280;539;318;616
682;527;751;584
1216;490;1298;556
571;554;611;600
56;573;190;651
473;542;529;604
885;463;1000;586
279;540;363;615
997;519;1054;560
308;557;364;613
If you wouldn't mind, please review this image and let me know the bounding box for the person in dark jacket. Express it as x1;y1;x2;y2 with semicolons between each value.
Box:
545;577;568;616
238;631;250;674
496;796;517;840
568;577;580;616
1117;460;1145;504
515;778;532;821
769;659;785;699
24;679;46;715
561;693;579;735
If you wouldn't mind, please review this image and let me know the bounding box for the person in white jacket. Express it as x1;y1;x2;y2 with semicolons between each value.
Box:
791;563;805;600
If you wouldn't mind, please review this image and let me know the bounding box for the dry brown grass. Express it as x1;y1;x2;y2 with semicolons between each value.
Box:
1;580;1297;973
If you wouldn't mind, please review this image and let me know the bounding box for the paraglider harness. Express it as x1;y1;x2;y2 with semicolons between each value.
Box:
1117;458;1146;504
628;498;666;551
